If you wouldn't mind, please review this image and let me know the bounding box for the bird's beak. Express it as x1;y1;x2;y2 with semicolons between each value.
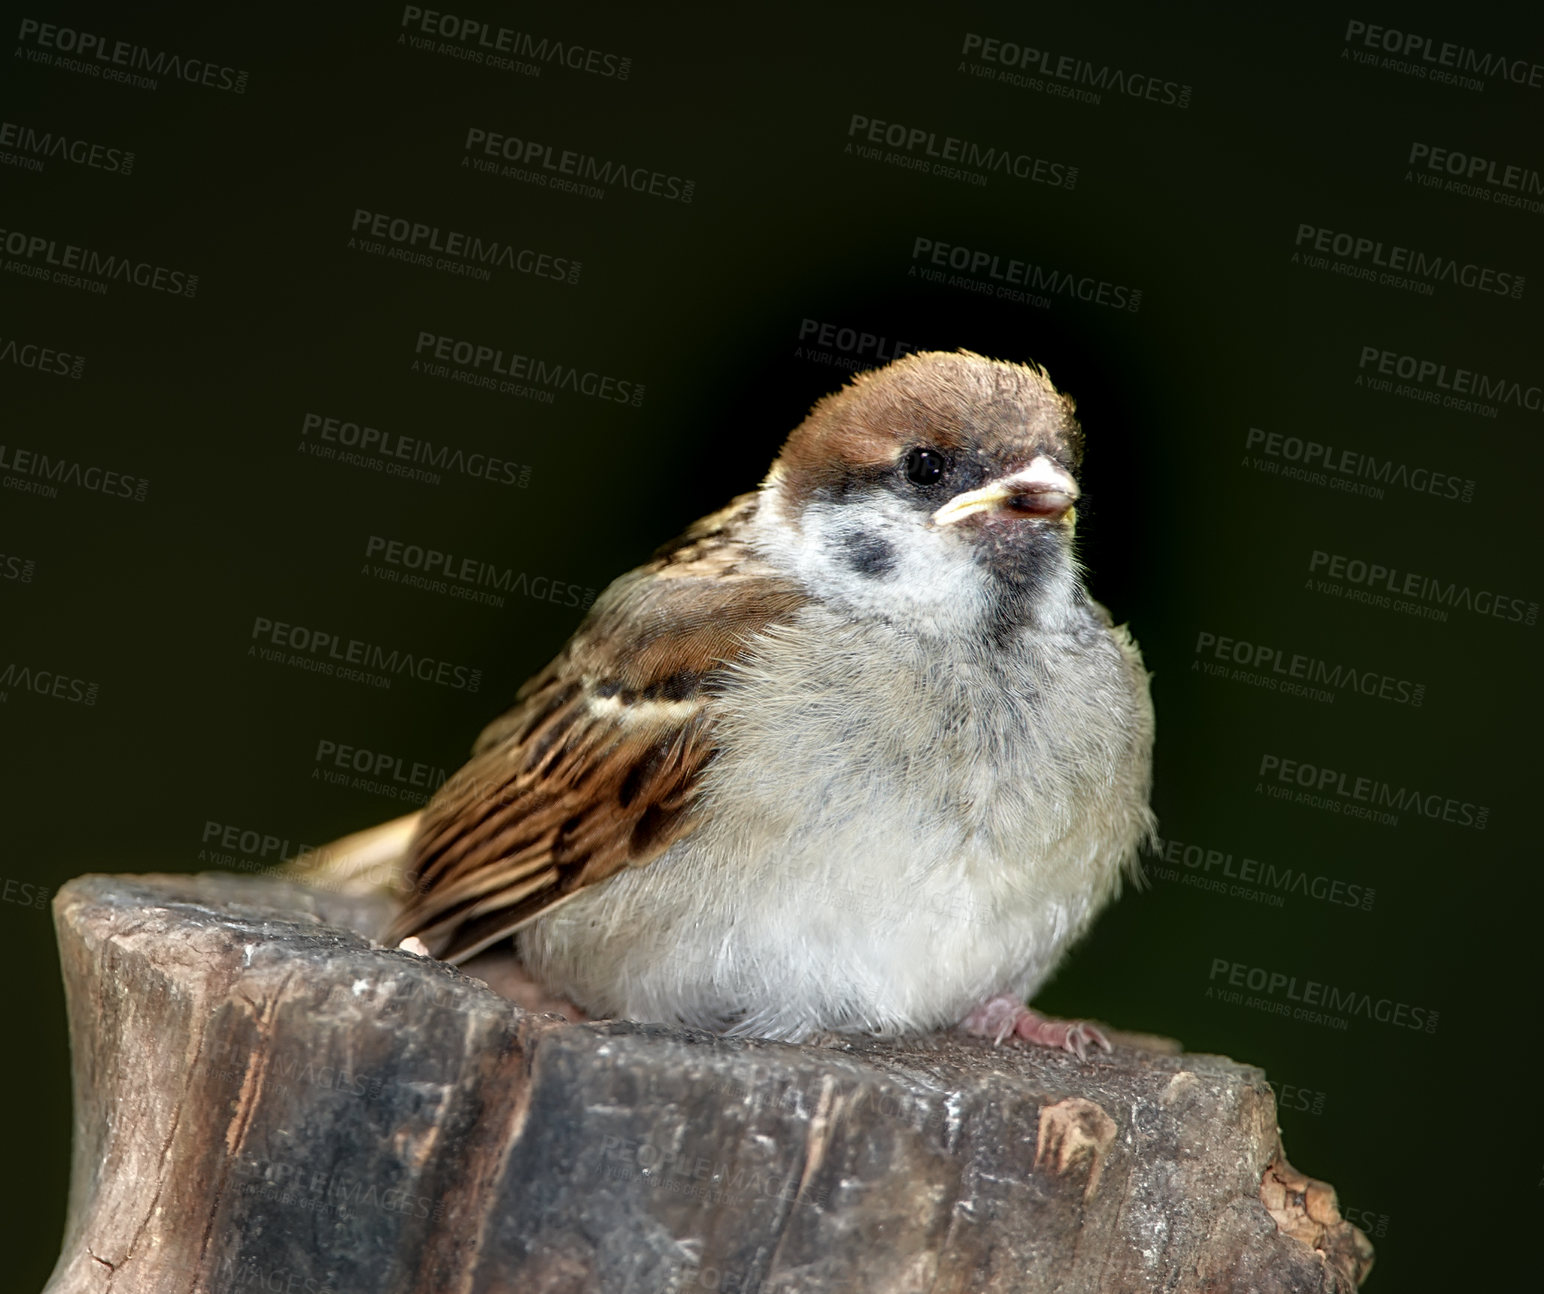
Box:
932;455;1079;526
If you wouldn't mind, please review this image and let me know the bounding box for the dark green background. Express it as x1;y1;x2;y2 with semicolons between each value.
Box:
3;2;1540;1288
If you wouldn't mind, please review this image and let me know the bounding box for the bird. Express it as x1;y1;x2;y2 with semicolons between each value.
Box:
313;349;1155;1058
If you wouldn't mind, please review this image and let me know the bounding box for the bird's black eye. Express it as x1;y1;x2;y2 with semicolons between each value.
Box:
904;447;946;486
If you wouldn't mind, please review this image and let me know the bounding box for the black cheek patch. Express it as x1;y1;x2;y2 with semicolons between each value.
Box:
841;531;896;579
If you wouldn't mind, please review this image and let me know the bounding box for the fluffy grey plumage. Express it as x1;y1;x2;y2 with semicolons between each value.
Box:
389;350;1156;1049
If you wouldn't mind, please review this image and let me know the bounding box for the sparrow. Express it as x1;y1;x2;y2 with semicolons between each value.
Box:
340;350;1155;1056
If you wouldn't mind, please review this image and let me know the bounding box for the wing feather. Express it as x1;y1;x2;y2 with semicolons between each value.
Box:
389;494;803;963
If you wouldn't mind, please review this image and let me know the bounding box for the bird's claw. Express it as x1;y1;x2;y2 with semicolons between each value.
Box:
1058;1020;1112;1061
962;996;1112;1060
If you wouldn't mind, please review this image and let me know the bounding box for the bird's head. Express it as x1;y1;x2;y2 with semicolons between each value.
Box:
757;350;1088;636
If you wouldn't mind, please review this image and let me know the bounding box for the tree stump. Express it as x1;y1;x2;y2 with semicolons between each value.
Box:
43;873;1373;1293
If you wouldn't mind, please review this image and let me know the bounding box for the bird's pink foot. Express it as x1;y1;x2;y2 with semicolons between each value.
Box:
961;996;1112;1060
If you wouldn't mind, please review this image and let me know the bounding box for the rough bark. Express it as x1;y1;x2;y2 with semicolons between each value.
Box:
44;873;1373;1294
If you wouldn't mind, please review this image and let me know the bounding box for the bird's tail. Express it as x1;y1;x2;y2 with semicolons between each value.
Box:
280;812;422;899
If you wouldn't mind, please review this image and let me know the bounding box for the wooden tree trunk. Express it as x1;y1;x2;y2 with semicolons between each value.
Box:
43;873;1373;1294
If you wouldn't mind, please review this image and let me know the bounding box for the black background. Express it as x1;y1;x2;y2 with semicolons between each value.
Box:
3;2;1541;1288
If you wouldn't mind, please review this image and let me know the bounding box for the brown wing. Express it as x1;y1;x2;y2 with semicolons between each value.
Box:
388;493;805;963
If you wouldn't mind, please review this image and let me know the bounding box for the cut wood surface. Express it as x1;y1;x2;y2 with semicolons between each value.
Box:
44;873;1373;1294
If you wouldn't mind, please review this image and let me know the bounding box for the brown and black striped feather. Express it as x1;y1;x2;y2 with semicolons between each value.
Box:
388;493;806;963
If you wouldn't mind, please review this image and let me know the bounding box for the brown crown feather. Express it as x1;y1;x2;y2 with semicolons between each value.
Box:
771;349;1083;511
